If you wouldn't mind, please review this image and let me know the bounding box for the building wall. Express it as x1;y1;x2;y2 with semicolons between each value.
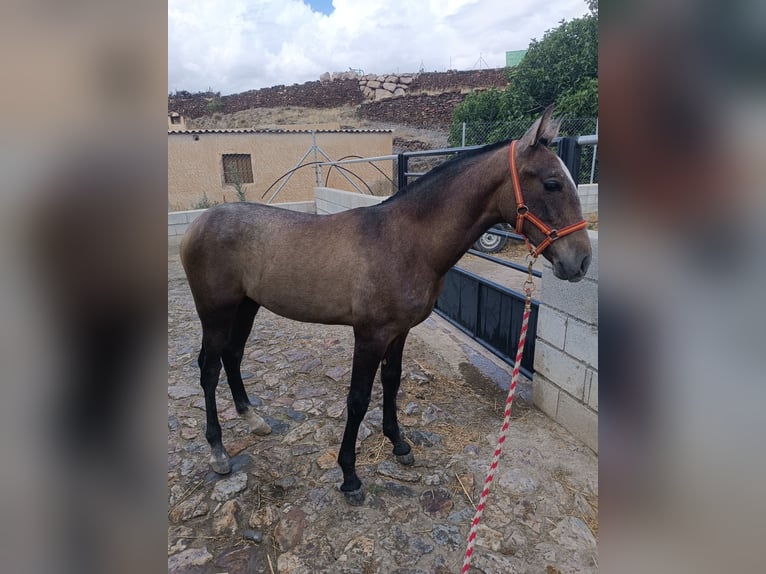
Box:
577;184;598;216
532;231;598;452
168;130;393;211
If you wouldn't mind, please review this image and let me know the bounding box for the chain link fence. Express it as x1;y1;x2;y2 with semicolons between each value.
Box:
448;117;598;184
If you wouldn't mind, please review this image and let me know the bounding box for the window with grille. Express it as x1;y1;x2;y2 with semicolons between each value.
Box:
222;154;253;185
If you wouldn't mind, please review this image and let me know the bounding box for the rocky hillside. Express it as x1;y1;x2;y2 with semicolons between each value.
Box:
168;68;508;130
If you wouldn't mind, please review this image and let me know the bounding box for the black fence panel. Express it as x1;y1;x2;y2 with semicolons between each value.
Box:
434;267;538;378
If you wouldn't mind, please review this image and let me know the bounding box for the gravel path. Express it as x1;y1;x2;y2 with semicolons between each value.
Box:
168;237;597;573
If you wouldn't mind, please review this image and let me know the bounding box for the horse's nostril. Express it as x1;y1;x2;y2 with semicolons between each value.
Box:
580;255;591;274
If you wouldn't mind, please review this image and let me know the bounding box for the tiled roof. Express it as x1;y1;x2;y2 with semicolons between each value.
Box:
168;128;393;135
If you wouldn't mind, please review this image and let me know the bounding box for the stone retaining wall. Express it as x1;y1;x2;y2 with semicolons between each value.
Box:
532;231;598;452
169;69;507;122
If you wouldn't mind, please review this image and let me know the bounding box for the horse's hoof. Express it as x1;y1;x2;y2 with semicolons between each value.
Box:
342;487;366;506
396;452;415;466
210;452;232;475
246;411;272;436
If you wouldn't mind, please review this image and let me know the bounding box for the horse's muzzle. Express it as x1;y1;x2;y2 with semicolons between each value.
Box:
553;253;591;282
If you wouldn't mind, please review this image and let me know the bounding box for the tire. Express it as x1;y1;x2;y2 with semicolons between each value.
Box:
473;226;509;253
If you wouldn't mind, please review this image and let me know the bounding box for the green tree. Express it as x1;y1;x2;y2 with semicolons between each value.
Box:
449;2;597;144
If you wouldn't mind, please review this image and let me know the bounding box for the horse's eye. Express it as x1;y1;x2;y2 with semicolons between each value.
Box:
543;180;562;192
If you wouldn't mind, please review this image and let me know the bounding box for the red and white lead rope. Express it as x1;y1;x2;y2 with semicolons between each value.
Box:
461;276;535;574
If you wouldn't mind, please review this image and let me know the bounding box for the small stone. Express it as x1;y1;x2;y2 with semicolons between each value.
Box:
248;505;280;529
276;552;309;573
549;516;597;552
406;429;442;447
431;524;462;550
293;398;324;415
291;444;321;456
455;472;475;497
382;481;417;498
476;524;505;553
168;547;212;573
574;492;596;522
168;386;198;400
297;357;322;374
282;420;321;445
448;507;475;523
377;460;422;483
324;366;349;382
168;491;209;523
326;400;346;418
319;467;343;483
275;507;307;552
342;535;375;562
424;473;442;486
404;402;420;415
212;499;239;535
364;407;383;429
421;404;442;425
357;422;372;442
498;468;538;496
211;471;248;501
293;384;326;399
285;349;310;362
316;448;338;470
214;546;261;573
227;434;258;457
419;487;453;518
242;529;263;543
274;476;298;492
180;426;198;440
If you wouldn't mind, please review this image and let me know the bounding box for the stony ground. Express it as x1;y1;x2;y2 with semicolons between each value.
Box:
168;238;598;573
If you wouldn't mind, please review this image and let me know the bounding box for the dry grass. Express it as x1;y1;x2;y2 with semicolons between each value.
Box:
552;467;599;538
187;105;361;130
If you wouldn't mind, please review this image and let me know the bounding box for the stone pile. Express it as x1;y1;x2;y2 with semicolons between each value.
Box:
358;73;417;101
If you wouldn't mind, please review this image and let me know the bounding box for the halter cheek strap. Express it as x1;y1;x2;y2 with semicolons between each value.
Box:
509;140;588;258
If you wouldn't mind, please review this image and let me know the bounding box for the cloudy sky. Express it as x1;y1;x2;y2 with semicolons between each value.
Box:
169;0;590;95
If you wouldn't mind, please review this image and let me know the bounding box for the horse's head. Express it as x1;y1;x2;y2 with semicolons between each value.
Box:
501;106;592;282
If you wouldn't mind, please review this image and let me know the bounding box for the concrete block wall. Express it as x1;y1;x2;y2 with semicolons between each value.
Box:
168;208;206;237
577;184;598;216
314;187;386;214
532;230;598;452
168;201;316;236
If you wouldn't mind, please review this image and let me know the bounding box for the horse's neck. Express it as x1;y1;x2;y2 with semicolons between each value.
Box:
384;162;506;278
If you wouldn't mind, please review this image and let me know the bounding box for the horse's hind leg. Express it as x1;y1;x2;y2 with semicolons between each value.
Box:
381;332;414;466
198;309;235;474
221;297;271;435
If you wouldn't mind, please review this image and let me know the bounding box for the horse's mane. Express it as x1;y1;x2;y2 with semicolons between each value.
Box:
382;138;511;205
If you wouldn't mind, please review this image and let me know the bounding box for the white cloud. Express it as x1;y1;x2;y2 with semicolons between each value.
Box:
168;0;590;95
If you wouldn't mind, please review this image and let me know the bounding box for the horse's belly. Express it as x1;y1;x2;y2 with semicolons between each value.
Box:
248;281;354;326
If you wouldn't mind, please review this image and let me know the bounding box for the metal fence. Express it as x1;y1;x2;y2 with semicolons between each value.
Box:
450;118;598;184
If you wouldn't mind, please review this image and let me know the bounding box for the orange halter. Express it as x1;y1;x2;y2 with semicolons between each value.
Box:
509;140;588;258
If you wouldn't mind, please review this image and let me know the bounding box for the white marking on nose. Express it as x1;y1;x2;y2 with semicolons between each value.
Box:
557;156;577;189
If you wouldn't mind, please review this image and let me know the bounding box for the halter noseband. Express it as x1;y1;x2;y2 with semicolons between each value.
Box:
509;140;588;258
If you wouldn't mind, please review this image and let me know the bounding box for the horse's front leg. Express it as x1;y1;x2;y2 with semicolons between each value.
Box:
337;334;387;505
382;332;414;465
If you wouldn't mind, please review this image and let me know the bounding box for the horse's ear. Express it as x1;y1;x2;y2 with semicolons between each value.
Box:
520;104;559;148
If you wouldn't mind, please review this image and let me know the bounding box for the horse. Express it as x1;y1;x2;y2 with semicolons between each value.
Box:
180;106;592;505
